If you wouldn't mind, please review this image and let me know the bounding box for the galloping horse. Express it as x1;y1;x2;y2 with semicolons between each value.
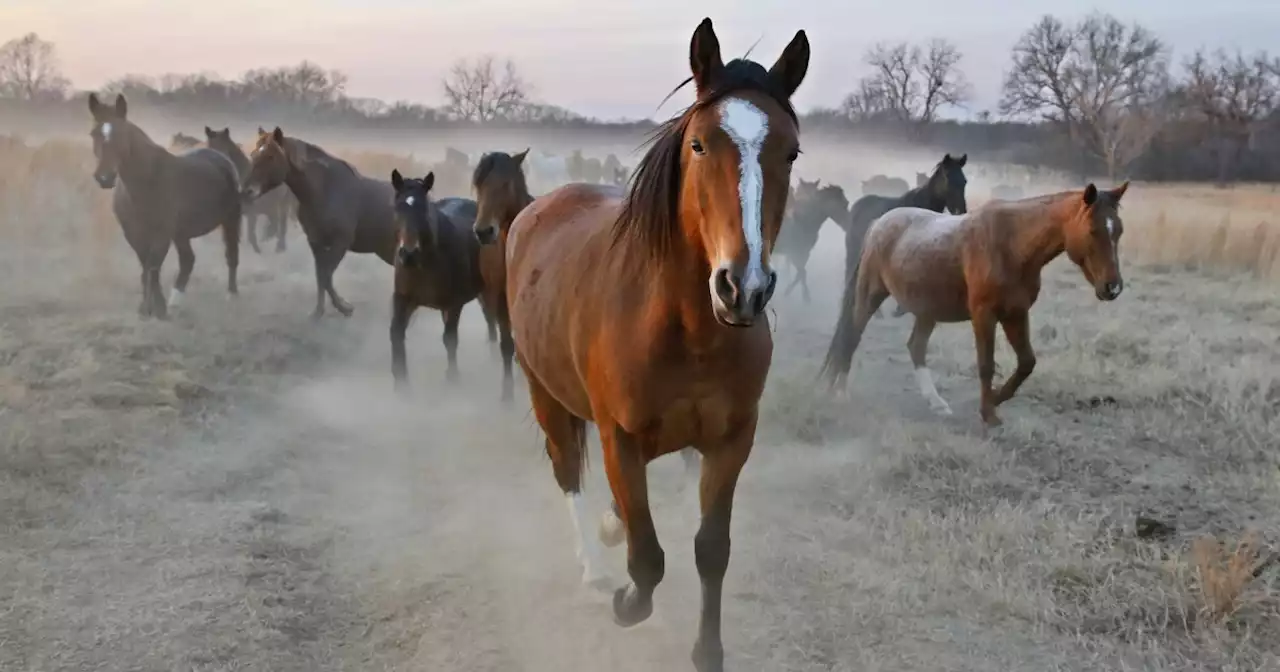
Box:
388;170;493;390
846;153;969;316
776;178;849;303
820;183;1129;426
504;18;809;671
241;127;398;318
88;94;242;319
203;127;294;254
469;149;532;402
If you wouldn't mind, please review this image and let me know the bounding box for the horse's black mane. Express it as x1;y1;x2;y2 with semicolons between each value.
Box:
613;59;798;257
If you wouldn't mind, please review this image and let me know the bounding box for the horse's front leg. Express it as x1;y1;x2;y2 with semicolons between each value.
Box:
495;290;515;403
441;305;463;383
601;423;663;628
390;293;415;393
690;418;756;672
170;237;196;312
994;309;1036;406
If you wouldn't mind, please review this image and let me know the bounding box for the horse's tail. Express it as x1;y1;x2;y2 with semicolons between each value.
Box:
818;253;862;388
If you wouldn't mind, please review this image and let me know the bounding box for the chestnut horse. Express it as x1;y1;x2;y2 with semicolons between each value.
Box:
241;127;398;318
504;18;809;671
820;183;1129;426
389;170;494;390
777;178;849;303
203;127;295;254
88;94;242;319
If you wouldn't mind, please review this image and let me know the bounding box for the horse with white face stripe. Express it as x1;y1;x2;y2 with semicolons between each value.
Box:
822;182;1130;428
502;18;808;671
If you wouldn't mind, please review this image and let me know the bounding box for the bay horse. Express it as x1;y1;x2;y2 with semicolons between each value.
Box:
846;153;969;316
820;183;1129;426
468;149;536;402
389;170;493;390
504;18;809;671
204;127;294;254
88;94;241;319
777;178;849;303
240;127;398;319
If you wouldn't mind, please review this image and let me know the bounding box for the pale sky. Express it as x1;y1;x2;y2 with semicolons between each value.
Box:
4;0;1279;120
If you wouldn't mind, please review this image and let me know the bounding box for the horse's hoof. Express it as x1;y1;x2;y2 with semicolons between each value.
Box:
599;508;625;548
336;305;354;318
310;310;324;322
445;369;460;384
930;401;954;416
393;379;410;397
691;639;725;672
611;585;653;627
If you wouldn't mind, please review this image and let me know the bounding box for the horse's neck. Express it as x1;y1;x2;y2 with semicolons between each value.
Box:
120;128;176;191
1010;201;1073;271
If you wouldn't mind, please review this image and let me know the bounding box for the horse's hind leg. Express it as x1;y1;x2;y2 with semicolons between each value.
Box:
691;423;755;672
907;316;953;416
527;378;607;587
821;262;889;393
601;423;663;627
441;305;463;383
245;213;262;254
221;214;241;296
389;293;416;393
170;237;196;312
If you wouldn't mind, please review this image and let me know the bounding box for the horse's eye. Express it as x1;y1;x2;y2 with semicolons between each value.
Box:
787;148;801;163
690;138;705;155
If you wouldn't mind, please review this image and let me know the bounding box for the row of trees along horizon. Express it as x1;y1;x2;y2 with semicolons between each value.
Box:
3;12;1280;184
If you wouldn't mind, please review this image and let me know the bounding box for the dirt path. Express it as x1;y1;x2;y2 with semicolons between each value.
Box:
3;227;1277;671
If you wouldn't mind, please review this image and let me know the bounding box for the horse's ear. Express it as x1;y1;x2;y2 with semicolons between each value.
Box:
88;92;103;119
422;172;435;192
942;153;954;165
689;17;724;94
513;148;529;165
114;95;128;119
271;127;285;144
258;126;266;135
957;153;968;167
204;126;215;138
767;29;810;99
390;169;404;192
1110;180;1130;202
1082;183;1099;206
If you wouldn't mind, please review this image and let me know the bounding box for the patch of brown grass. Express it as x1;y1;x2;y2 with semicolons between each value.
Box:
1192;531;1279;622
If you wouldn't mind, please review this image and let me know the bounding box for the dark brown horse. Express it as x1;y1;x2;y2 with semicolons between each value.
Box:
240;127;398;318
389;170;494;390
820;183;1129;426
504;19;809;671
776;178;849;303
469;149;534;402
845;154;969;317
88;94;242;319
203;126;294;254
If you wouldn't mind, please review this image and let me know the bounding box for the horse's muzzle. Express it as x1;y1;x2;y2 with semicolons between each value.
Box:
711;265;777;327
397;246;419;268
475;226;497;246
94;172;116;189
1097;280;1123;301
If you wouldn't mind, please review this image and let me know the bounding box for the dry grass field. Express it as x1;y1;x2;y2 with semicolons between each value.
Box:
0;129;1277;671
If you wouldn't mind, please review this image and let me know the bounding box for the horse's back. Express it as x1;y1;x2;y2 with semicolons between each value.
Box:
437;197;478;226
508;183;621;265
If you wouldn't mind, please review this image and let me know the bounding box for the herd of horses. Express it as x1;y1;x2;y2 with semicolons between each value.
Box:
83;18;1130;671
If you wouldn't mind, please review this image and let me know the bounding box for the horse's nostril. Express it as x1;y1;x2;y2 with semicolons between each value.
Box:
714;268;737;305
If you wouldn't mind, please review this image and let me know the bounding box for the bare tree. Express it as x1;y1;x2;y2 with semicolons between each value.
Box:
1180;48;1280;183
1000;13;1170;180
839;79;890;122
0;33;70;101
853;39;970;128
442;56;529;123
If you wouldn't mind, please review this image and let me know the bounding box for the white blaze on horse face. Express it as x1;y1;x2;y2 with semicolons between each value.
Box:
718;98;769;293
405;196;415;206
565;493;607;586
102;123;112;141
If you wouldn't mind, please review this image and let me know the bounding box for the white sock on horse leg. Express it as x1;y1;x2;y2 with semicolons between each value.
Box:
914;367;953;415
566;492;608;585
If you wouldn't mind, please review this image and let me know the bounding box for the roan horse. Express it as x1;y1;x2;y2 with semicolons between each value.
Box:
88;94;242;319
241;127;398;318
776;178;849;303
845;153;969;316
820;182;1129;426
203;126;294;254
389;170;494;389
503;18;809;671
